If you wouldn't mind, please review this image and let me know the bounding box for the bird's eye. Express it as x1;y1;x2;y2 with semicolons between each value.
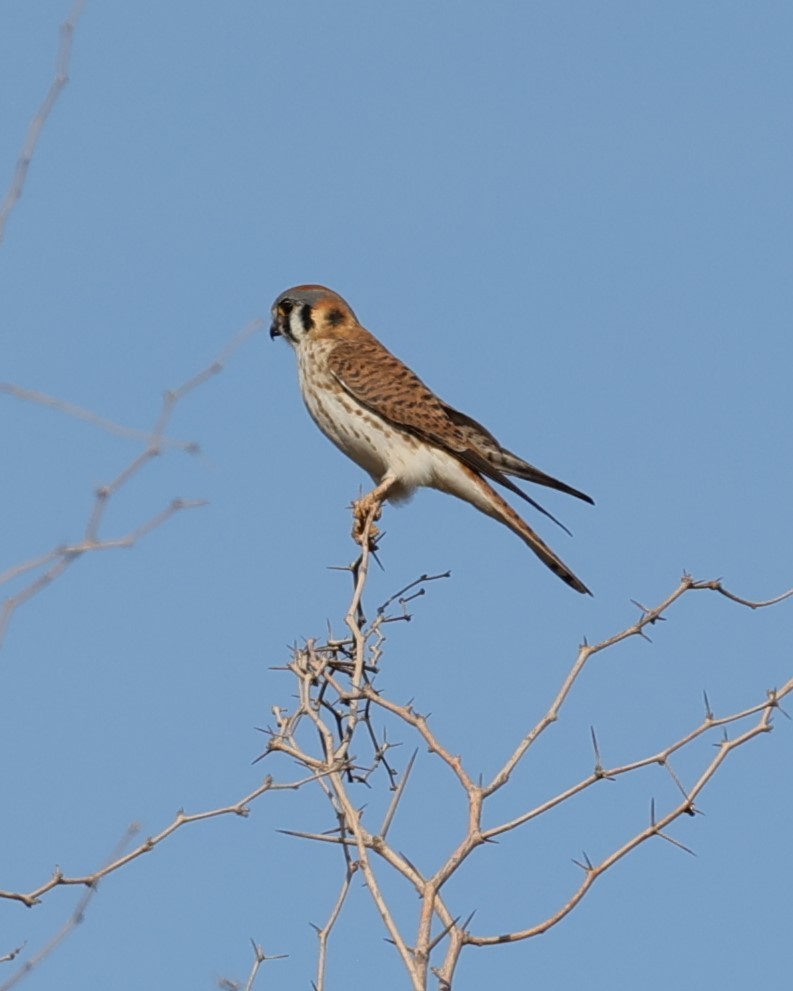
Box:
280;299;294;315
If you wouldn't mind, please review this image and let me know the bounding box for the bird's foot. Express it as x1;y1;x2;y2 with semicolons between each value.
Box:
352;493;383;549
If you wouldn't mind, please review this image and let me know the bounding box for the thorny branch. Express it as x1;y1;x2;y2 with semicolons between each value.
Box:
258;525;792;990
3;491;790;989
0;774;318;909
0;317;264;647
0;826;139;991
217;940;287;991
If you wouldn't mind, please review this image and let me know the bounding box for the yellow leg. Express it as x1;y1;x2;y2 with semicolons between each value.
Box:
351;476;397;548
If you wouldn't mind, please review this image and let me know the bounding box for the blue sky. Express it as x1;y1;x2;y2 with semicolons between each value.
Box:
1;2;791;988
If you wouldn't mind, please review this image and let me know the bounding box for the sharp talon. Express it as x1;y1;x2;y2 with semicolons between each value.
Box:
351;494;383;548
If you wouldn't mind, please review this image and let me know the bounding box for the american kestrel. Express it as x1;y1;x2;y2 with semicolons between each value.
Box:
270;285;593;594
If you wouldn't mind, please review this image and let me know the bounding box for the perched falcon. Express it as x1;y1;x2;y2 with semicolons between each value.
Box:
270;285;593;594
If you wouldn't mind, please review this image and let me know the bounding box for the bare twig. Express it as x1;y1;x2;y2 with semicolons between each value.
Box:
0;382;196;451
689;577;793;609
314;859;357;991
0;318;264;648
0;774;315;908
466;695;783;947
0;0;86;243
263;545;792;989
0;824;138;991
218;940;287;991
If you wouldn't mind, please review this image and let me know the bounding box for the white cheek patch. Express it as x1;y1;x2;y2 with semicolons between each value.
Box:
287;311;306;343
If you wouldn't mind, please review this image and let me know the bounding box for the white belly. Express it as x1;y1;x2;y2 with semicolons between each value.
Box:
297;358;444;501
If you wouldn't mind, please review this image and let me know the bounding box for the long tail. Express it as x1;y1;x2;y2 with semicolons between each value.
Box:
497;493;592;594
444;465;592;595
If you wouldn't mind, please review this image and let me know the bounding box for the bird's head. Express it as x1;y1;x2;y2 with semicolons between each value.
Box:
270;285;358;347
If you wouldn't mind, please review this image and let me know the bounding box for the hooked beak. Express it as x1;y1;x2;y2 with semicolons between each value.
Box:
269;317;283;340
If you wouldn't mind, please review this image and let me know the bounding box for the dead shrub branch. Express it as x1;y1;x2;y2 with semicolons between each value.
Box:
256;509;792;989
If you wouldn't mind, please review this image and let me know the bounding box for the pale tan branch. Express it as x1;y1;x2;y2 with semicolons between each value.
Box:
264;540;791;988
0;0;85;243
243;941;287;991
0;774;317;908
0;825;137;991
485;575;790;795
361;686;476;793
689;577;793;609
218;941;287;991
0;881;93;991
0;550;60;587
1;319;263;648
0;383;195;450
314;860;358;991
484;676;792;839
327;770;423;989
341;521;375;731
0;499;204;647
467;697;780;947
0;946;24;966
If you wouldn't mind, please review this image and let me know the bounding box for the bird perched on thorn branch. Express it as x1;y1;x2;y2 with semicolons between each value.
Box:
270;284;594;594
